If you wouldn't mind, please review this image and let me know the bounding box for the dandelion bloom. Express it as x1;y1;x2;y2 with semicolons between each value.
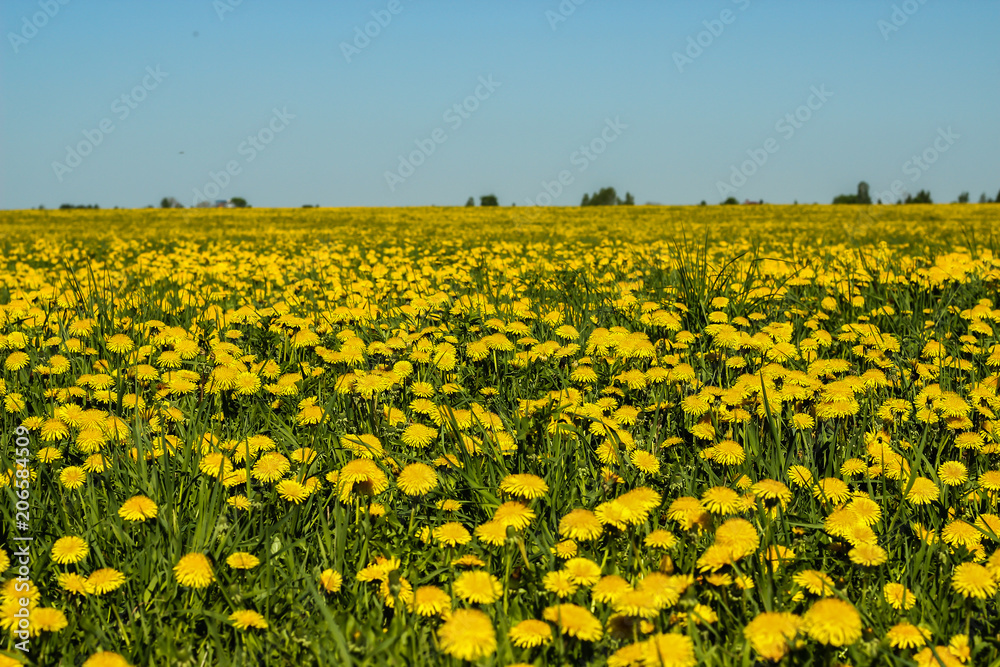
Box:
543;570;579;598
82;652;133;667
59;466;86;490
701;486;742;515
397;463;439;496
883;582;916;610
802;598;861;646
563;557;602;586
499;473;549;499
229;609;268;630
433;522;472;547
645;530;677;549
848;543;888;567
792;570;835;596
493;501;535;529
641;633;696;667
30;607;68;633
938;461;968;486
173;553;214;588
438;608;496;661
951;562;997;598
912;647;964;667
51;536;89;564
118;496;158;522
276;479;310;504
337;459;389;502
226;552;260;570
320;569;343;593
474;520;509;547
453;570;502;604
58;572;89;596
106;334;134;354
886;622;929;649
508;619;552;648
906;477;940;504
410;585;450;616
559;509;603;541
401;423;438;448
251;452;290;483
542;604;603;641
743;611;802;661
87;568;126;594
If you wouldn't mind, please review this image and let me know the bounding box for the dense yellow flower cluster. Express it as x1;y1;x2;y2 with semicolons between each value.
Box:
0;205;997;665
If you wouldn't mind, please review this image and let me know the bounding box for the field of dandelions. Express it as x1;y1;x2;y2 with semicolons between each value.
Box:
1;204;999;666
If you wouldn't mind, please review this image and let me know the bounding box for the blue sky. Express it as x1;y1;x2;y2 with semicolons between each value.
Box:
1;0;997;209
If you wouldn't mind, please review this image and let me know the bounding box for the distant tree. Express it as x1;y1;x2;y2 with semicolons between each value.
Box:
857;182;871;205
904;190;933;204
581;187;620;206
480;195;499;206
621;191;635;206
161;197;183;209
465;197;475;207
699;200;707;206
231;197;248;208
721;197;739;205
979;193;988;204
834;181;871;204
996;188;1000;203
957;192;969;203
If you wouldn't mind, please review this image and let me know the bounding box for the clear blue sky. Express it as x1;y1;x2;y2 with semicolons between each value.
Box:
2;0;997;209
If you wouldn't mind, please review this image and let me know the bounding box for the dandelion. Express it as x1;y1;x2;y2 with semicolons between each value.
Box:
118;496;158;522
433;522;472;547
883;582;916;610
509;619;552;648
543;604;603;641
87;568;126;594
276;479;310;504
173;553;214;588
82;652;133;667
802;598;861;646
886;622;929;649
320;569;343;593
59;466;86;489
397;463;439;496
226;552;260;569
939;461;969;486
453;570;501;604
499;473;549;499
951;562;997;598
229;609;268;630
51;536;89;564
559;509;603;541
438;609;496;661
743;611;802;661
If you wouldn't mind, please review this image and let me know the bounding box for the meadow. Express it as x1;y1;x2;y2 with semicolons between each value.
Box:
0;204;998;666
